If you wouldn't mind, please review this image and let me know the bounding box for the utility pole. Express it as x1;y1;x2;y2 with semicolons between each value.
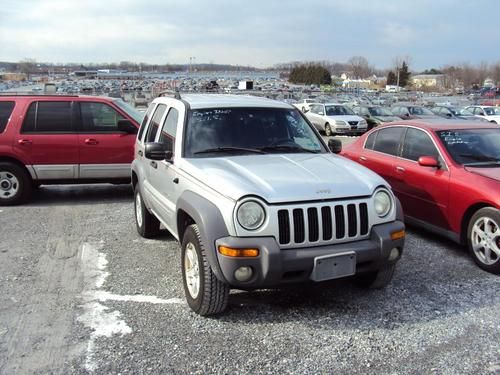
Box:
396;65;400;92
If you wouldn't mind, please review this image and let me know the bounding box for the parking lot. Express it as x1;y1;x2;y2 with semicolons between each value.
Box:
0;134;498;374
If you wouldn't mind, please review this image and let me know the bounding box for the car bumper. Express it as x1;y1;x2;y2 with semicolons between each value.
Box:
214;220;405;288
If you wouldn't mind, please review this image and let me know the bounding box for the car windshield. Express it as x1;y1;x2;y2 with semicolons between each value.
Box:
409;106;434;115
370;107;393;116
325;105;355;116
484;107;500;115
437;129;500;166
113;98;144;123
450;107;474;116
184;107;326;157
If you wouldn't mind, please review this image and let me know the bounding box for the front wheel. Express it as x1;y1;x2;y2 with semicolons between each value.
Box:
181;224;229;315
324;123;333;137
0;162;32;206
353;263;396;289
467;207;500;274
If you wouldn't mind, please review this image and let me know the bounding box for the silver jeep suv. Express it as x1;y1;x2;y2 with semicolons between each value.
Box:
132;94;405;316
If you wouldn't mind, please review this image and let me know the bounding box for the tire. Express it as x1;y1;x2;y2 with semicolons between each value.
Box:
324;123;333;137
354;263;396;289
0;162;32;206
181;224;229;316
134;187;160;238
467;207;500;274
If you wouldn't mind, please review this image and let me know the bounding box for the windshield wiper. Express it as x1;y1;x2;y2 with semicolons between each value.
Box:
258;145;319;153
194;147;266;155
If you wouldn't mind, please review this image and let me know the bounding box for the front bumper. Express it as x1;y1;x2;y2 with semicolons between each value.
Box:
215;220;405;288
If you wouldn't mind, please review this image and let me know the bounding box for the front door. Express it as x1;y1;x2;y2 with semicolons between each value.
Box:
76;101;137;179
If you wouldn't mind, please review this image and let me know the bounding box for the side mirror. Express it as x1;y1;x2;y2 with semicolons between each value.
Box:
328;138;342;154
117;119;138;134
445;113;452;118
418;156;439;168
145;142;171;161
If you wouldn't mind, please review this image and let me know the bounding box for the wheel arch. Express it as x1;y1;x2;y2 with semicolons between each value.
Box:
0;156;35;180
176;191;230;283
460;202;494;244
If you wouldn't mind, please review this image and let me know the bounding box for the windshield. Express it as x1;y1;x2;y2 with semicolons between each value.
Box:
484;107;500;116
437;129;500;166
325;105;355;116
409;106;434;115
184;108;326;157
450;107;474;116
113;98;144;123
370;107;394;116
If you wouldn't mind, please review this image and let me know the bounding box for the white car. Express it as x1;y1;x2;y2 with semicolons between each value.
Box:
465;106;500;124
305;103;368;136
292;99;316;112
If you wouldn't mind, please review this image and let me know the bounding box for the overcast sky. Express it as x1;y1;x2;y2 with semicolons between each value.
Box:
0;0;498;70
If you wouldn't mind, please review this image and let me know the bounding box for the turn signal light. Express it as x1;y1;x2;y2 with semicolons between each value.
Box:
218;246;259;257
391;230;406;241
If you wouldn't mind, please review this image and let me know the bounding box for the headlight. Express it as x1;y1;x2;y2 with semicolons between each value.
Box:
374;190;392;217
237;201;266;230
335;120;347;126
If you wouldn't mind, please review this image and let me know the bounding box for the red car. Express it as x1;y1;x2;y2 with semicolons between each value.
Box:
341;120;500;274
0;95;143;205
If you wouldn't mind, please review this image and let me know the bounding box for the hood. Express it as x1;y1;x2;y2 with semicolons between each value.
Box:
181;154;385;203
465;166;500;182
325;115;364;122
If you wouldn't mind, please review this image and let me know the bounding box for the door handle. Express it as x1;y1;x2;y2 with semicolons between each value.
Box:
150;161;157;169
84;138;99;145
396;166;405;172
138;150;143;157
359;156;367;161
18;139;32;145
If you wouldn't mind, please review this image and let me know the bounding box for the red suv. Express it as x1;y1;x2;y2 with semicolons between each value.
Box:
0;95;143;205
341;121;500;274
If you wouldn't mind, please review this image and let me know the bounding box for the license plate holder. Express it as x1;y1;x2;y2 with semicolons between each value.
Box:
310;252;356;282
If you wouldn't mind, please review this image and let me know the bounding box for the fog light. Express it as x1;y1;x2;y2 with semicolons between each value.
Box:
389;247;400;261
234;266;253;282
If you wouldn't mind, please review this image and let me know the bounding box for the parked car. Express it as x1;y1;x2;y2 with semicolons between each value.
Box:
431;106;481;120
392;105;441;120
305;103;368;136
352;105;401;129
0;95;143;205
292;98;317;112
465;105;500;124
132;94;405;315
341;121;500;274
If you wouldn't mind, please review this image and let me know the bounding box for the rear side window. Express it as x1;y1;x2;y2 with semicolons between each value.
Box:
364;131;377;150
145;104;167;143
373;127;405;156
0;101;15;133
138;104;155;141
22;101;73;133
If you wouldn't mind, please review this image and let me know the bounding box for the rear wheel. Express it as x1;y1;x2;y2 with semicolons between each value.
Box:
181;224;229;315
134;187;160;238
354;263;396;289
0;162;32;206
467;207;500;274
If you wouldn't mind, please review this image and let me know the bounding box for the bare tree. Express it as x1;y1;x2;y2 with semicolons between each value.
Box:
347;56;372;78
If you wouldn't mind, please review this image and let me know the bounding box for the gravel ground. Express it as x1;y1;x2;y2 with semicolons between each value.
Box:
0;184;499;375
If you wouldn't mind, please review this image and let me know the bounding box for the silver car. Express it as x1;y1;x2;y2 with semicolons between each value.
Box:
306;103;368;136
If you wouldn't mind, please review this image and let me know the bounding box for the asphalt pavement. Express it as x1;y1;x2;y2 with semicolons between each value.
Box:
0;181;499;374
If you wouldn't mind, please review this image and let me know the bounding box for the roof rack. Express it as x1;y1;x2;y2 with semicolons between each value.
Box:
157;89;181;99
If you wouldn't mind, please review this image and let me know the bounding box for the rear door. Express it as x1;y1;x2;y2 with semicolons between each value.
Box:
76;100;137;179
394;128;450;229
358;126;406;186
14;100;79;179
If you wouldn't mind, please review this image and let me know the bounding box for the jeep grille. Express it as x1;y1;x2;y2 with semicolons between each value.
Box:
277;202;369;246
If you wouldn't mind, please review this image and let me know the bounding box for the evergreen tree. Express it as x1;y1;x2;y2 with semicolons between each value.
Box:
387;71;397;85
